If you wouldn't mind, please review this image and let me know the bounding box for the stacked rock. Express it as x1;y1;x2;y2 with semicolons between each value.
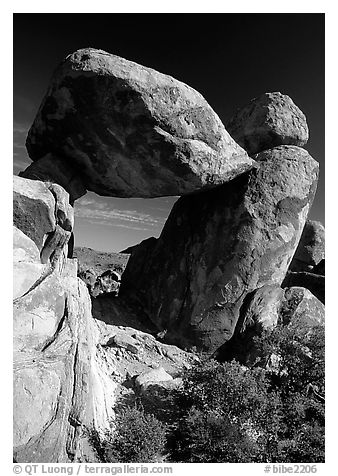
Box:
13;48;324;462
121;94;320;353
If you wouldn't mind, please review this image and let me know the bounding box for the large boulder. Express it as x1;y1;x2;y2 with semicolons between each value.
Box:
120;145;319;353
282;271;325;304
25;48;255;199
226;92;309;156
217;285;324;364
289;220;325;272
13;176;74;264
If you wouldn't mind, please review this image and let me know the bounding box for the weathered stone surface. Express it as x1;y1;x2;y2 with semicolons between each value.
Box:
289;220;325;272
120;145;319;353
135;367;173;391
226;92;309;156
282;271;325;304
14;176;75;267
13;176;56;250
13;226;48;299
282;286;325;327
20;153;87;203
217;285;324;365
106;332;140;354
26;48;255;198
13;226;41;263
14;266;116;463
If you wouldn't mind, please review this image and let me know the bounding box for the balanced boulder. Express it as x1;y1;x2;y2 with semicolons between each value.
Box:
25;48;254;198
120;145;319;353
226;92;309;156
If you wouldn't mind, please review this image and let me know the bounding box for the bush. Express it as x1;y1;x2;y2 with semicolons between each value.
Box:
171;320;325;463
89;405;167;463
88;320;324;463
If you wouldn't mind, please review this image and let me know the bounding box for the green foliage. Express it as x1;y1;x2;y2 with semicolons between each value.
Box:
254;321;325;396
89;320;324;463
171;321;325;463
88;405;167;463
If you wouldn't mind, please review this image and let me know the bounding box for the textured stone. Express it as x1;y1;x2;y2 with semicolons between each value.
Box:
120;145;319;353
106;332;140;354
13;176;56;251
20;153;87;203
282;271;325;304
26;48;255;198
135;367;173;392
282;287;325;327
13;175;75;268
13;226;41;264
289;220;325;272
226;92;309;156
13;269;116;463
217;285;324;365
13;227;47;299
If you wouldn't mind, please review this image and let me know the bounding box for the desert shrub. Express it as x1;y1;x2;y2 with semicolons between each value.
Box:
88;405;167;463
171;320;325;463
88;321;324;463
170;359;282;462
254;321;325;396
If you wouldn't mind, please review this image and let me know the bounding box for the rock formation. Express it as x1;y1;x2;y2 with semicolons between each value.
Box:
121;146;319;352
282;271;325;304
226;92;309;156
13;47;324;463
217;285;324;365
24;48;254;199
13;178;117;462
289;220;325;272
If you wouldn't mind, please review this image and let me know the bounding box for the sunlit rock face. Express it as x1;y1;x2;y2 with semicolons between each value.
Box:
25;48;255;199
215;284;324;365
289;219;325;272
13;178;116;463
226;92;309;156
120;146;319;353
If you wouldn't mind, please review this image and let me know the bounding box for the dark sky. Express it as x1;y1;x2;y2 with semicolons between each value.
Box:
13;13;325;252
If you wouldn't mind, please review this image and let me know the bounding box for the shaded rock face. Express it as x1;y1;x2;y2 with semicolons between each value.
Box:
226;92;309;156
282;271;325;304
13;176;74;264
25;48;255;198
120;145;319;353
312;259;325;276
19;153;87;204
289;220;325;272
217;285;324;365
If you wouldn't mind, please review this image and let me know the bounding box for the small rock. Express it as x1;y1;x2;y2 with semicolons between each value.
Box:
226;92;309;155
106;333;139;354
